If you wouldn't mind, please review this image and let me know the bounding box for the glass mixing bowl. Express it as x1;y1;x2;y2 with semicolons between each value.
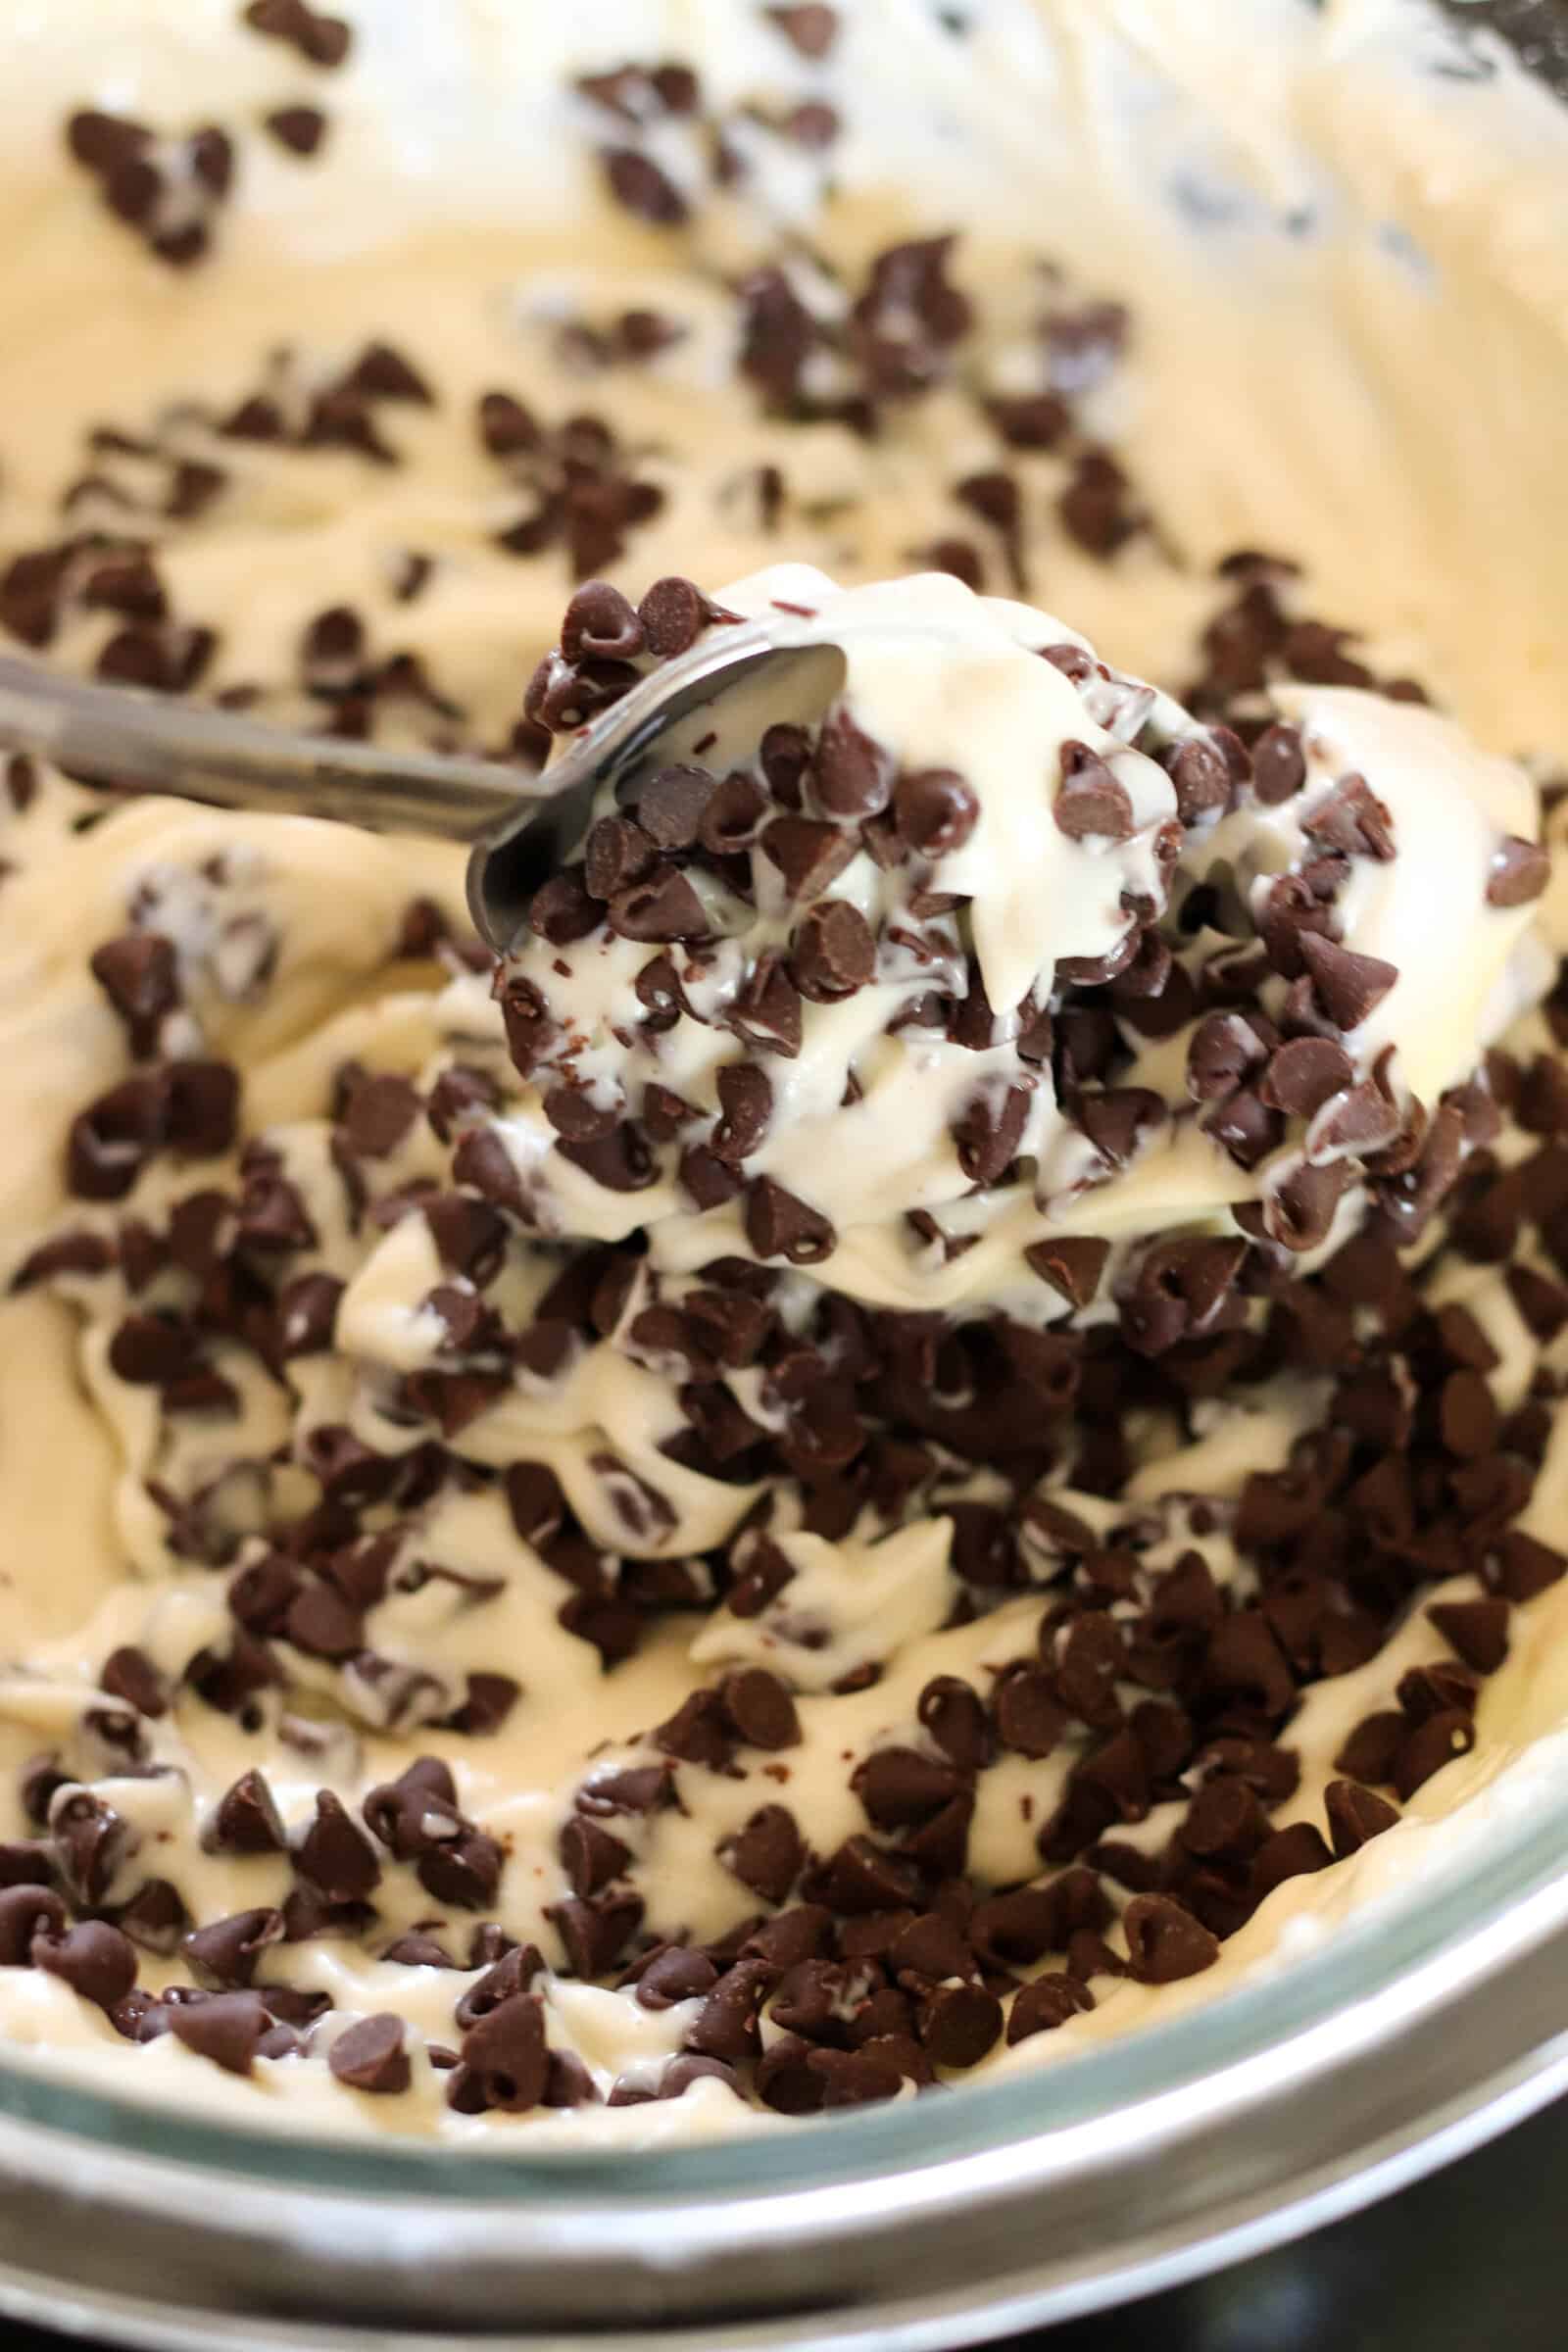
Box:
4;5;1568;2346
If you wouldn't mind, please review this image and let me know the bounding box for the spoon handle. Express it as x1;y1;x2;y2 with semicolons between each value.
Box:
0;655;537;841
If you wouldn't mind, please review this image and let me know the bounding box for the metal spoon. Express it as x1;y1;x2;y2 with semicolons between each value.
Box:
0;625;844;956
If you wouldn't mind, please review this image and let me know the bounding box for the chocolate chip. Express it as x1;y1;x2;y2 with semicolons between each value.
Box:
0;1885;67;1964
811;711;893;821
264;105;328;155
208;1770;286;1855
710;1060;773;1165
169;1989;270;2075
1054;741;1134;843
423;1193;507;1283
1486;835;1549;908
295;1791;380;1903
993;1663;1067;1759
1302;773;1396;861
1324;1779;1400;1859
1005;1972;1095;2043
1077;1087;1164;1169
1298;932;1398;1032
602;144;686;221
184;1907;285;1990
789;899;875;1003
637;575;709;658
100;1645;168;1718
1394;1708;1475;1799
1428;1597;1510;1674
767;3;839;52
53;1792;130;1905
700;772;769;853
634;764;716;849
561;580;645;662
1023;1236;1109;1309
1122;1893;1219;1984
721;1666;801;1749
954;1082;1031;1186
558;1121;656;1193
1165;737;1230;825
277;1272;344;1357
33;1918;137;2010
89;933;178;1054
747;1177;835;1263
242;0;352;69
890;766;979;858
730;953;803;1056
338;1071;421;1158
719;1805;804;1904
916;1980;1003;2068
548;1890;644;1979
761;816;858;901
454;1988;550;2111
1059;450;1138;558
329;2012;410;2094
610;866;710;943
530;867;605;947
1260;1036;1354;1117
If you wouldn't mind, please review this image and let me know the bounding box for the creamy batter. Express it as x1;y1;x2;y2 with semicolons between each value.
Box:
1;0;1567;2146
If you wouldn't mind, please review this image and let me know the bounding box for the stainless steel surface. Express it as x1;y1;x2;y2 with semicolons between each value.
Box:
0;654;533;843
465;626;845;952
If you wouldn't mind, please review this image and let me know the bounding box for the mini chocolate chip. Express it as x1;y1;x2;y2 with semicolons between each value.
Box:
33;1919;137;2010
610;866;710;943
891;767;979;858
761;816;858;901
1261;1037;1354;1117
1487;835;1550;907
1298;932;1397;1032
790;899;875;1003
746;1177;835;1263
295;1790;380;1902
168;1989;270;2076
548;1890;645;1980
1250;721;1306;804
1054;741;1134;843
561;580;645;662
721;1667;801;1749
1165;738;1230;825
100;1645;169;1718
208;1769;286;1855
0;1884;67;1964
1024;1236;1109;1309
184;1907;285;1990
638;575;707;657
710;1061;773;1164
954;1082;1031;1186
767;2;839;52
264;104;328;155
1324;1779;1401;1858
634;764;715;849
330;2012;411;2094
1122;1893;1219;1984
1006;1972;1095;2043
719;1805;803;1905
1427;1597;1510;1674
603;148;688;225
811;710;893;821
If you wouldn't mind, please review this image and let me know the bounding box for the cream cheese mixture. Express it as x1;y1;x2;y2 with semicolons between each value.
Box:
2;0;1568;2145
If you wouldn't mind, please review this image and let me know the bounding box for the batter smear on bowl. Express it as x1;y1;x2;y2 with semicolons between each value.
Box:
0;0;1567;2141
